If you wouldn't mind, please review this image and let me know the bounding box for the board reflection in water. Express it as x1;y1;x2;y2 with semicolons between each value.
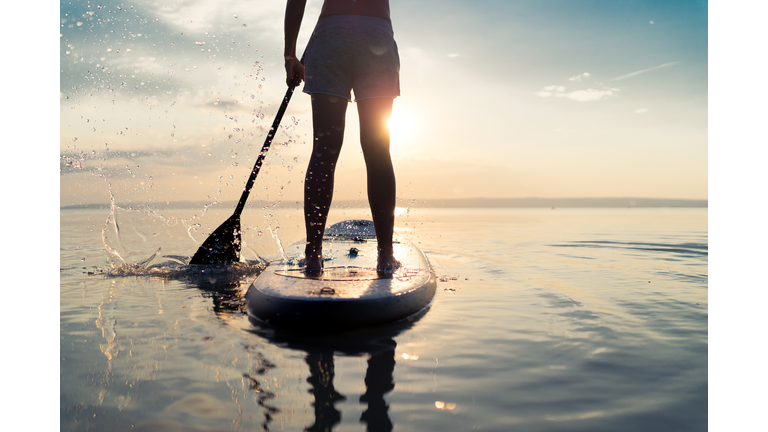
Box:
304;345;394;432
247;312;425;432
180;254;422;432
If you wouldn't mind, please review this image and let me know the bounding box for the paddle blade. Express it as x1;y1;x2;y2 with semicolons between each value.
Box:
189;214;241;265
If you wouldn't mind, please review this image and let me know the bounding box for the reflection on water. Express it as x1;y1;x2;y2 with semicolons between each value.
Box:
300;345;396;432
93;205;427;431
306;350;346;431
61;208;708;432
246;312;425;432
105;257;419;432
242;352;280;431
359;345;396;432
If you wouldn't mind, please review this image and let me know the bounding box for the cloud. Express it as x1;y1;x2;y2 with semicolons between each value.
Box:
60;0;281;101
60;149;175;176
147;0;286;36
537;72;618;101
635;108;649;114
536;84;618;102
563;89;617;102
568;72;590;82
59;137;271;179
611;62;680;81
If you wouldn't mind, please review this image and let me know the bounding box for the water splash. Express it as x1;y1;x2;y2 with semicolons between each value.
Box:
98;196;285;284
269;224;286;262
101;183;125;264
103;259;266;284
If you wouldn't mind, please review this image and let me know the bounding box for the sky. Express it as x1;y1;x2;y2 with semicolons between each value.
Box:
58;0;708;207
13;2;761;427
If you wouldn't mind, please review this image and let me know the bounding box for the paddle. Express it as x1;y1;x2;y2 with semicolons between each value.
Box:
190;70;303;265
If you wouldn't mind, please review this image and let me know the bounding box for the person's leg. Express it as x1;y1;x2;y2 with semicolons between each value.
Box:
304;94;348;270
356;97;400;271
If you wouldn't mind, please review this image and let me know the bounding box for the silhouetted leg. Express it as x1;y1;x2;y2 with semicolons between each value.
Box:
305;350;346;432
357;97;399;271
304;95;347;270
359;340;397;432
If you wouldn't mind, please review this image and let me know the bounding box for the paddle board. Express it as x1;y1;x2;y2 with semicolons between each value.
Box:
245;220;436;330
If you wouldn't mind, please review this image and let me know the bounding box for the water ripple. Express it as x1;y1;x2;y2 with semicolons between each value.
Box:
552;240;708;257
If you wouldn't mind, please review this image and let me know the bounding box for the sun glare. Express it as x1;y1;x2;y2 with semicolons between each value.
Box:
387;108;415;144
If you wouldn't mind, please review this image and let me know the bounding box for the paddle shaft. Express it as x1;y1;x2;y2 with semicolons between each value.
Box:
234;71;302;216
189;59;304;265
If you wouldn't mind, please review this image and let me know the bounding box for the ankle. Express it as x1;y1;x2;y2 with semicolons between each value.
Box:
305;244;322;258
302;254;324;271
377;245;394;258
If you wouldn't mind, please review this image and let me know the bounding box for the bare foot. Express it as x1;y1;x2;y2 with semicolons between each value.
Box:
303;244;323;268
377;254;401;273
304;254;323;269
299;253;323;276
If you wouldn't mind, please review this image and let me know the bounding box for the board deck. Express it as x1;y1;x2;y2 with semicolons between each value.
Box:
245;220;436;329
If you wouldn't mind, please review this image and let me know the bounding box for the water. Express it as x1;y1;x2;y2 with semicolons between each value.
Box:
60;207;708;431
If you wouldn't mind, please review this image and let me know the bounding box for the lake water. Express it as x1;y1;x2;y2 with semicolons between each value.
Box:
60;206;708;431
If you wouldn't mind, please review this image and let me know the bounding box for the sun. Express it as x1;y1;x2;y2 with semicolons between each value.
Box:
387;108;415;145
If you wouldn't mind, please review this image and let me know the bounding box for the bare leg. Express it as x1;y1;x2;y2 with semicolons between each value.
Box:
357;97;400;271
304;95;347;270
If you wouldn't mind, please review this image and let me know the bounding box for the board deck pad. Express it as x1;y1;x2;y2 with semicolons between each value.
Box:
275;265;422;281
246;220;436;329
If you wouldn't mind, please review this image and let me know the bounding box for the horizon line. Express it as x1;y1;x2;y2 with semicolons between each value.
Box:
61;197;708;210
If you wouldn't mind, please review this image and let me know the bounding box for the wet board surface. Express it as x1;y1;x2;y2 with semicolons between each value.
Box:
245;220;436;330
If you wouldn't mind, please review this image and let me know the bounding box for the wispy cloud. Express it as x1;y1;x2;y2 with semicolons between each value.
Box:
568;72;590;82
610;62;681;81
148;0;286;36
537;72;618;102
60;0;283;102
536;80;618;102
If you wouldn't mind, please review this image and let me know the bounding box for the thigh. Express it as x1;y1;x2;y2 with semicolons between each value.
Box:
357;97;394;155
310;94;349;151
303;17;355;101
